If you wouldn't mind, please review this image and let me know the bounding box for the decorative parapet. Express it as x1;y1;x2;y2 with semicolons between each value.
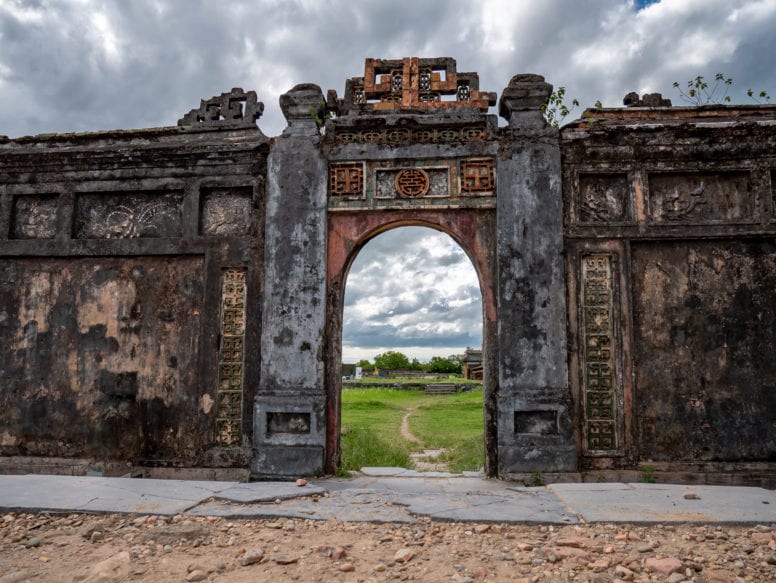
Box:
333;57;495;115
499;74;553;130
178;88;263;128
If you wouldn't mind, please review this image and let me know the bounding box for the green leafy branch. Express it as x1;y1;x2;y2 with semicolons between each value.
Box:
673;73;772;105
541;87;580;128
673;73;733;105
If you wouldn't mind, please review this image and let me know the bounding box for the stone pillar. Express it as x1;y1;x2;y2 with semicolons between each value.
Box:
252;84;328;477
495;74;577;473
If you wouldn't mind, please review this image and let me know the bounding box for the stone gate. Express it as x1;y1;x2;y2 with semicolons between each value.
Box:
1;57;774;484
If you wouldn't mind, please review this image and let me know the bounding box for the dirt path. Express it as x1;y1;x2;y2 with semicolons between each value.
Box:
399;408;419;443
400;406;450;472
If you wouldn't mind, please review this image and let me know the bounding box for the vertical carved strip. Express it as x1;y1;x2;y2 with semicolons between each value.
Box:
215;268;247;446
582;255;617;451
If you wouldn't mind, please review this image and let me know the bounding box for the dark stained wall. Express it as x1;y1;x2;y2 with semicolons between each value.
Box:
632;240;776;462
0;99;268;469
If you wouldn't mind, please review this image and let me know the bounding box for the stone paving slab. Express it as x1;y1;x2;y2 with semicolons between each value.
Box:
0;475;238;515
215;482;326;503
549;482;776;523
2;474;775;525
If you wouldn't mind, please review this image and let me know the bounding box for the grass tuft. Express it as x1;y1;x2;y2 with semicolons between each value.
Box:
340;425;412;471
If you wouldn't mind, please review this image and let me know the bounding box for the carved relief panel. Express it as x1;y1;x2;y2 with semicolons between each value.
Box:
201;187;254;237
578;174;630;223
11;195;58;239
648;172;752;223
75;191;183;239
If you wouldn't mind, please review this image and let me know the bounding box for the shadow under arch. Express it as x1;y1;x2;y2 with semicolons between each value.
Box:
325;209;499;475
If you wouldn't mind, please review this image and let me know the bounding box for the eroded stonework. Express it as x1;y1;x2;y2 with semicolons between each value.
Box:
1;57;775;484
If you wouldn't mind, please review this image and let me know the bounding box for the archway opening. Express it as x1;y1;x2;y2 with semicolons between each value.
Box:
339;225;485;474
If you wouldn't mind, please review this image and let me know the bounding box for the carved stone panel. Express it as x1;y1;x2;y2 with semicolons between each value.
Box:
648;172;751;223
334;126;488;146
581;254;617;452
201;187;253;236
376;167;448;198
578;174;629;223
215;268;247;447
11;195;58;239
76;191;183;239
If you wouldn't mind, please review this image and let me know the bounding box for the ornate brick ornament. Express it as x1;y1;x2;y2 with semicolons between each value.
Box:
460;160;495;194
339;57;496;114
178;88;263;127
334;126;487;146
395;168;430;197
215;269;247;447
581;255;617;451
329;162;364;197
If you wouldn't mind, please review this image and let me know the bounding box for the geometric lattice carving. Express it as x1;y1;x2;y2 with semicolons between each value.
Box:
215;269;247;447
340;57;496;114
395;168;430;197
178;88;263;128
460;160;495;194
581;255;617;451
329;162;364;197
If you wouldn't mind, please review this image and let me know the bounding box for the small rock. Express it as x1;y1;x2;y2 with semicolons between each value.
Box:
753;524;773;533
185;571;207;582
272;556;299;565
752;531;774;543
265;522;282;529
295;478;307;487
338;563;354;572
332;546;346;560
474;524;490;534
636;542;654;552
24;537;42;548
240;548;264;566
374;563;386;572
666;574;685;583
614;565;634;579
683;491;700;500
645;556;683;576
283;520;295;531
90;531;104;543
451;574;474;583
87;551;132;581
394;548;415;563
764;553;776;565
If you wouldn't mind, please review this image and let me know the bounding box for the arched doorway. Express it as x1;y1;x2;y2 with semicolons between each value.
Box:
325;212;499;475
340;225;483;471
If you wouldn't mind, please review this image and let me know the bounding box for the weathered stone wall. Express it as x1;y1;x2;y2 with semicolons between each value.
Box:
1;63;775;482
562;105;776;475
0;94;268;471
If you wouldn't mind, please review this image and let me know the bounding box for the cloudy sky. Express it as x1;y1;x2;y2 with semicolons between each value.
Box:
2;0;775;361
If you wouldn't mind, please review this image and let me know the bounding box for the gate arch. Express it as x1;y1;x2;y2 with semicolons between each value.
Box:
255;59;576;478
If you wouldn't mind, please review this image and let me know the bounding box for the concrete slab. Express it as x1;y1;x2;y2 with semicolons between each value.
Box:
549;482;776;523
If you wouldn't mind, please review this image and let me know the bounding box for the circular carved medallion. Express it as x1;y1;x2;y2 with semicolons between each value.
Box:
395;168;430;197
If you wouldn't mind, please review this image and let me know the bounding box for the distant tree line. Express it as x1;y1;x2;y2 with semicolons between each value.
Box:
356;350;463;374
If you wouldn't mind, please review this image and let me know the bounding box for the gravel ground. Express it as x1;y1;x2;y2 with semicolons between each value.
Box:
1;511;775;582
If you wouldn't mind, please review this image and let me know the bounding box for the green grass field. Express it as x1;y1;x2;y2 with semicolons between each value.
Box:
340;387;484;474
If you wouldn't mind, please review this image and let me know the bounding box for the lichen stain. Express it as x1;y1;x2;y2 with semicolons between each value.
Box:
16;270;64;344
200;393;214;414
